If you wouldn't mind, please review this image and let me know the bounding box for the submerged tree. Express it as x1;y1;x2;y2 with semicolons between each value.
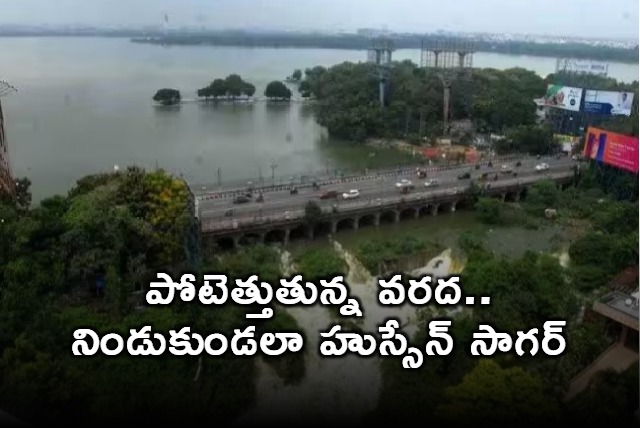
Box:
264;81;292;100
152;88;181;105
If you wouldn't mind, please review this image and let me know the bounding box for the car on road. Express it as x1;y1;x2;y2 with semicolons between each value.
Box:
396;178;413;188
343;189;360;200
501;165;513;174
535;163;550;172
319;190;338;200
424;178;440;187
457;172;471;180
233;195;251;204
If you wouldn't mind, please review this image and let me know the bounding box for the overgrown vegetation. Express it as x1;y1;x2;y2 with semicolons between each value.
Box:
355;235;444;275
371;158;638;425
300;64;638;150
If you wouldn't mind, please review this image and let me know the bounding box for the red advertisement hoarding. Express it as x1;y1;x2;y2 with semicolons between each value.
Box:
422;147;439;159
582;127;639;174
465;148;478;163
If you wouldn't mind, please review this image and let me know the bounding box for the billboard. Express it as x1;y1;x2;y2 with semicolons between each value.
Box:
542;85;583;112
583;90;634;116
582;127;639;174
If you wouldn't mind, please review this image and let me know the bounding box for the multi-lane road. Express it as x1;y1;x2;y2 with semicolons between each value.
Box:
197;156;577;221
199;168;575;232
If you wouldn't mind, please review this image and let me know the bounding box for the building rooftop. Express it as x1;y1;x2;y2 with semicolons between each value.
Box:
593;290;639;331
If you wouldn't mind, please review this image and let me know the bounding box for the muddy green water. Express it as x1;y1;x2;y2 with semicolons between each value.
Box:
287;210;576;262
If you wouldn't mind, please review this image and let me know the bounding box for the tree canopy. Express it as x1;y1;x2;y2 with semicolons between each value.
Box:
197;74;255;100
435;359;561;426
0;169;258;425
299;61;547;141
152;88;181;105
298;61;638;148
291;69;302;81
264;81;292;100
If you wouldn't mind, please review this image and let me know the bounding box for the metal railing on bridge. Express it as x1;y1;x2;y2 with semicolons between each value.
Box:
193;154;525;201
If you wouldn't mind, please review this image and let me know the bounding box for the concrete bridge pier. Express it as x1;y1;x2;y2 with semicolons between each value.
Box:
374;213;380;227
284;228;291;245
307;227;314;240
331;221;338;234
450;201;457;212
394;211;400;223
513;191;521;202
413;208;420;219
500;193;506;202
430;204;440;216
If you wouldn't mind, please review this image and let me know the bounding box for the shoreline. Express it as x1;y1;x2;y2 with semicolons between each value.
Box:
129;38;639;65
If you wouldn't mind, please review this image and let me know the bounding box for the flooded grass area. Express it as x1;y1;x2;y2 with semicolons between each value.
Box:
287;211;581;265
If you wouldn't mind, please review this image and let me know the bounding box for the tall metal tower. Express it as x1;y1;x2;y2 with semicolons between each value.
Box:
421;38;474;134
367;38;395;107
0;81;17;197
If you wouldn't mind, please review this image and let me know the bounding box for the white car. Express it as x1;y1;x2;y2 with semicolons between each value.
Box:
501;164;512;173
395;179;413;189
424;179;440;187
342;189;360;200
535;163;549;172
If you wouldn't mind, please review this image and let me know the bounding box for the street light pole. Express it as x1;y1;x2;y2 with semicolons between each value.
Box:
217;167;221;190
270;159;278;185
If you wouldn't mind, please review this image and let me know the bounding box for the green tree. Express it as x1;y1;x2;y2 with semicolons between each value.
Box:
291;69;302;81
523;180;560;214
475;197;506;225
299;80;311;97
210;78;228;98
197;85;214;99
243;82;256;97
296;248;347;280
435;359;560;425
152;88;181;105
497;124;556;155
303;200;322;226
224;74;249;99
10;177;32;212
264;81;292;100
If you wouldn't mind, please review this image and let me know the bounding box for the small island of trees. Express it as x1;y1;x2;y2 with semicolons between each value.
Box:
264;80;292;100
197;74;255;100
152;88;181;105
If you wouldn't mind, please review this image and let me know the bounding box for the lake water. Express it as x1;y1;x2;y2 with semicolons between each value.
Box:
0;37;637;201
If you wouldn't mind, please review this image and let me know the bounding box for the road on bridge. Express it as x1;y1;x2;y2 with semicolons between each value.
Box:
200;168;575;233
198;156;576;222
192;154;527;197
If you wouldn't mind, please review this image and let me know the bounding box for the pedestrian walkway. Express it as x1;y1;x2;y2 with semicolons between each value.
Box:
565;343;638;401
